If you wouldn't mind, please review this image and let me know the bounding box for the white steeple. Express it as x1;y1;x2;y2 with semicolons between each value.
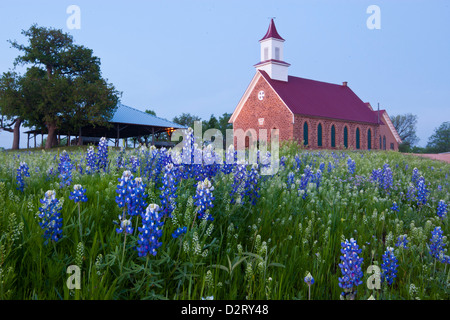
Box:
254;19;290;82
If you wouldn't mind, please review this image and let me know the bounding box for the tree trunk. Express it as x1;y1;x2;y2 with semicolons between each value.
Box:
11;118;22;150
45;123;58;149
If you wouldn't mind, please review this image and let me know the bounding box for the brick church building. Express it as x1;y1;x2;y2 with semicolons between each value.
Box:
229;19;401;151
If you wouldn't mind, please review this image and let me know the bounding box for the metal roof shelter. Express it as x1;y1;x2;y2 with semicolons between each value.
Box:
24;103;186;148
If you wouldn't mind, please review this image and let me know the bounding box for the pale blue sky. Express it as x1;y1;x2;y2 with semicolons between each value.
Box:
0;0;449;148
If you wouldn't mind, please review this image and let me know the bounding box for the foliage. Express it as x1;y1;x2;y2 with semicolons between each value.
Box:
0;143;448;300
391;114;420;147
426;122;450;154
3;24;120;149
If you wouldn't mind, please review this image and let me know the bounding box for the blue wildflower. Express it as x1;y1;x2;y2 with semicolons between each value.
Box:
381;247;399;285
436;200;447;220
244;164;260;205
429;226;449;264
391;202;399;212
194;178;215;221
338;238;364;299
85;146;97;173
304;272;315;285
159;163;178;218
416;176;429;206
97;137;108;172
69;184;88;203
38;190;63;245
395;234;409;249
347;157;356;175
172;226;187;239
137;204;164;257
115;170;135;234
58;151;73;188
16;162;30;192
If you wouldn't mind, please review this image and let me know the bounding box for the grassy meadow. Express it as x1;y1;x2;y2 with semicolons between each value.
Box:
0;141;449;300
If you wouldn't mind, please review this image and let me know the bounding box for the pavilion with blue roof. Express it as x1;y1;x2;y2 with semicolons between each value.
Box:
24;103;186;148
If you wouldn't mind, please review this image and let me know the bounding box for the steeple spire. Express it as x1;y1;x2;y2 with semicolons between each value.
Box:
254;19;290;82
260;18;285;42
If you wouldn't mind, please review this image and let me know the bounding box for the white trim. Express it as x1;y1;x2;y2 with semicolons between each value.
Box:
258;71;294;120
229;72;262;123
382;112;402;144
229;70;294;124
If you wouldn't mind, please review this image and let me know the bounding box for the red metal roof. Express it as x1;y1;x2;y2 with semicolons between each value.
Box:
259;70;380;124
260;19;285;41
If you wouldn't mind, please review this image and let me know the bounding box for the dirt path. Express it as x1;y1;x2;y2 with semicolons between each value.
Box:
407;153;450;164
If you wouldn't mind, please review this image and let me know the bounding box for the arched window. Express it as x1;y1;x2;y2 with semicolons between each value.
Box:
303;122;309;146
380;136;382;149
331;125;336;148
367;129;372;150
317;123;323;147
356;128;360;149
343;126;348;148
383;136;386;150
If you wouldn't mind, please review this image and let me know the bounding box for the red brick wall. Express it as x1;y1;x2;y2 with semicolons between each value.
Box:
233;76;293;146
293;115;379;150
378;122;399;151
233;75;391;151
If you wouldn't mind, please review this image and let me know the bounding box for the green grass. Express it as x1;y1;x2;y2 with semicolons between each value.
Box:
0;143;449;300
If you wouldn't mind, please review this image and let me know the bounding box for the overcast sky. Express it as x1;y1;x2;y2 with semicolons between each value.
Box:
0;0;449;148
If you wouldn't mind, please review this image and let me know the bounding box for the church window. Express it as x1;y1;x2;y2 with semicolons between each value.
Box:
303;122;309;146
317;123;323;147
331;125;336;147
356;128;360;149
344;126;348;148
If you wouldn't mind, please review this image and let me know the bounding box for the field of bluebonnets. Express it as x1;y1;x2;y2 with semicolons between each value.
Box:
0;131;449;300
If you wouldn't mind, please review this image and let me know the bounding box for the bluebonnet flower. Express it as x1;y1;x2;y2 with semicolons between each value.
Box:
298;165;315;199
58;151;73;188
244;164;260;205
395;234;409;249
391;202;399;212
319;162;325;173
429;226;449;264
416;176;429;206
137;204;164;257
315;169;322;189
230;162;247;204
97;137;108;172
16;162;30;192
287;171;295;189
115;170;135;234
338;238;364;299
411;167;419;184
194;178;215;221
116;147;126;169
371;164;393;191
436;200;447;220
172;226;187;239
347;157;356;175
85;146;97;174
131;177;147;217
38;190;63;245
159;163;178;217
222;144;236;175
129;155;140;173
294;154;302;171
69;184;88;203
381;247;399;285
279;156;286;168
304;272;315;285
327;161;334;173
